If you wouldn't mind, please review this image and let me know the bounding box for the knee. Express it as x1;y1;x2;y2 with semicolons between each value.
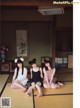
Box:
31;85;35;89
31;82;36;86
36;82;41;86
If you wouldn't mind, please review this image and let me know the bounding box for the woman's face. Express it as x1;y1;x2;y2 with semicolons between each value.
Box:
17;63;22;68
32;63;37;68
45;62;50;67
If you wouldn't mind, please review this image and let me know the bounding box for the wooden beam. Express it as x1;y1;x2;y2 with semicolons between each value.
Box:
0;1;72;7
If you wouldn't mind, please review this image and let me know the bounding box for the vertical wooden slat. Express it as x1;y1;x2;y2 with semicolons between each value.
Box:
51;16;56;66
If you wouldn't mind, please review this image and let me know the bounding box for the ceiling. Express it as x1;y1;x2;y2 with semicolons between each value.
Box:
0;0;73;15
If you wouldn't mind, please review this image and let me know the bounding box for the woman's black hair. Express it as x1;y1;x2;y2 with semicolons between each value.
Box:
28;58;36;65
44;60;53;71
15;59;24;79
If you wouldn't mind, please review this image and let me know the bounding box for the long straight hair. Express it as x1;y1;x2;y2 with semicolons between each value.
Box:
15;60;24;79
44;61;53;71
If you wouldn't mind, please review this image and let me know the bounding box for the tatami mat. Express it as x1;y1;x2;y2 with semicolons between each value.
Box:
34;95;73;108
34;82;73;95
0;74;9;93
0;82;73;108
0;83;33;108
0;73;73;108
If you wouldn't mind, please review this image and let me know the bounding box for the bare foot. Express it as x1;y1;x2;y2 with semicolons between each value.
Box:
26;93;30;97
10;85;13;88
58;82;63;86
23;88;27;93
37;93;42;97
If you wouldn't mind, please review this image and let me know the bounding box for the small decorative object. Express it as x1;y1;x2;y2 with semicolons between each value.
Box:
1;63;10;72
14;58;24;63
0;45;8;62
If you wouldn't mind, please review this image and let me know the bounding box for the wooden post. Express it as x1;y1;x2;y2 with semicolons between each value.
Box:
51;16;56;67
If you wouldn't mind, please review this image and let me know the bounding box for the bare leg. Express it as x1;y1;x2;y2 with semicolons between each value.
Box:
11;81;26;91
36;82;42;97
51;83;60;89
26;82;36;96
11;83;19;89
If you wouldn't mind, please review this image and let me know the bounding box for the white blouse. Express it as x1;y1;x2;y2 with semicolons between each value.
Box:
15;67;28;85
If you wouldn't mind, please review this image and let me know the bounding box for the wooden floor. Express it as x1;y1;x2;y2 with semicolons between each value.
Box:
0;71;73;108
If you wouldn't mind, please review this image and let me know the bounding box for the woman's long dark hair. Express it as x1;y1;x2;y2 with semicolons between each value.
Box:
44;60;53;71
15;60;24;79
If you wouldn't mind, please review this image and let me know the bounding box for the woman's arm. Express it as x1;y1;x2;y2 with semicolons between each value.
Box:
50;68;56;83
43;68;49;83
30;68;32;79
40;68;43;78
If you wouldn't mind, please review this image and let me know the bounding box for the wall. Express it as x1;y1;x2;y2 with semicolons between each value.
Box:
1;7;73;66
56;31;72;52
0;8;53;22
28;22;52;64
55;11;73;67
56;13;72;27
55;10;73;55
1;22;52;65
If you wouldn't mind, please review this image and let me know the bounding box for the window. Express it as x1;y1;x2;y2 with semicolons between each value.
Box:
55;57;67;64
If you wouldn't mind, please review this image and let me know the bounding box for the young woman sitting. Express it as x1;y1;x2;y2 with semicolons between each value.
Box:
11;58;28;92
26;58;43;97
43;60;63;89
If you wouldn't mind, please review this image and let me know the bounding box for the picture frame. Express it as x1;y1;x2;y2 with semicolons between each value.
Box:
16;30;27;57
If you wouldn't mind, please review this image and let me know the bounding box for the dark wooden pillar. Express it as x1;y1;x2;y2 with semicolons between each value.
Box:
51;16;56;67
0;7;1;46
0;22;1;46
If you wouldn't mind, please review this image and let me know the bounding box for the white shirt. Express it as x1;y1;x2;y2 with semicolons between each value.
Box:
15;67;28;85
